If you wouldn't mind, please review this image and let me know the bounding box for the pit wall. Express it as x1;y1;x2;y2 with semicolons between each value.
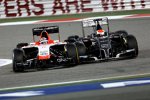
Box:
0;0;150;19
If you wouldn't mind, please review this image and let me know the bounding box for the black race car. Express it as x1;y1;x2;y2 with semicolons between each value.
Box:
65;17;138;62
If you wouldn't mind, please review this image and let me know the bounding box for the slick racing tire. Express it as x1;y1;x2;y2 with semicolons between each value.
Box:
115;30;128;37
75;42;86;56
67;35;79;40
13;49;24;72
126;35;138;57
17;43;28;48
65;35;79;43
65;43;79;64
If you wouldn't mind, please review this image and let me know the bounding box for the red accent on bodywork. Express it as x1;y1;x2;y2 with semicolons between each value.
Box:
35;31;54;45
38;55;51;60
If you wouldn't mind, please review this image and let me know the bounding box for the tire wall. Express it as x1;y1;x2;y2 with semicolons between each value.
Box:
0;0;150;19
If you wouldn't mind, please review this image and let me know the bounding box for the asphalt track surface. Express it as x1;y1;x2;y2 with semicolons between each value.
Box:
0;17;150;100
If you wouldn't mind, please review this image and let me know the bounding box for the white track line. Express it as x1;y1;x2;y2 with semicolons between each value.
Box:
0;59;12;68
0;14;149;26
0;15;129;26
0;21;41;26
0;72;150;91
101;80;150;88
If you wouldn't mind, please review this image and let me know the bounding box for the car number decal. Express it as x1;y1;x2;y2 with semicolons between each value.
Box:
38;45;50;56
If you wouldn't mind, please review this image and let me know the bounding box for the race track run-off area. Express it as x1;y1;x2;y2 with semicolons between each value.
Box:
0;59;12;68
0;15;150;100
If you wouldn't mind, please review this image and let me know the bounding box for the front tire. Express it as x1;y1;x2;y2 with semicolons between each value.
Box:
126;35;138;57
13;49;24;72
75;42;86;56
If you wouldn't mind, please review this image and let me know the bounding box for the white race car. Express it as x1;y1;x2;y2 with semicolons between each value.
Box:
12;26;86;72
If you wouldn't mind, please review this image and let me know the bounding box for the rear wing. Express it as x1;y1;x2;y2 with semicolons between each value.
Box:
82;17;109;27
81;17;110;37
32;26;59;36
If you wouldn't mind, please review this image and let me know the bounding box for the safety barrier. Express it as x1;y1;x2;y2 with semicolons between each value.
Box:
0;0;150;19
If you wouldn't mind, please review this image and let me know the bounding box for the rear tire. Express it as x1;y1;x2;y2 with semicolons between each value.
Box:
13;49;24;72
67;35;79;40
17;43;28;48
65;44;79;64
126;35;138;57
115;30;128;37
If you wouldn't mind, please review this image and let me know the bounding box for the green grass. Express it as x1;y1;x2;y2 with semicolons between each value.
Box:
0;9;149;23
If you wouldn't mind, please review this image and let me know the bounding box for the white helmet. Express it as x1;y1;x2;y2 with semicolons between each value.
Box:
40;37;48;44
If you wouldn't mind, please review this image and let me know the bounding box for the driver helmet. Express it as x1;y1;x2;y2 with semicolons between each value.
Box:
96;29;105;36
40;37;48;44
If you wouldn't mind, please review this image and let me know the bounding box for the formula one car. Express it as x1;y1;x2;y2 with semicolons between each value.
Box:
12;17;138;72
65;17;138;62
12;26;86;72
